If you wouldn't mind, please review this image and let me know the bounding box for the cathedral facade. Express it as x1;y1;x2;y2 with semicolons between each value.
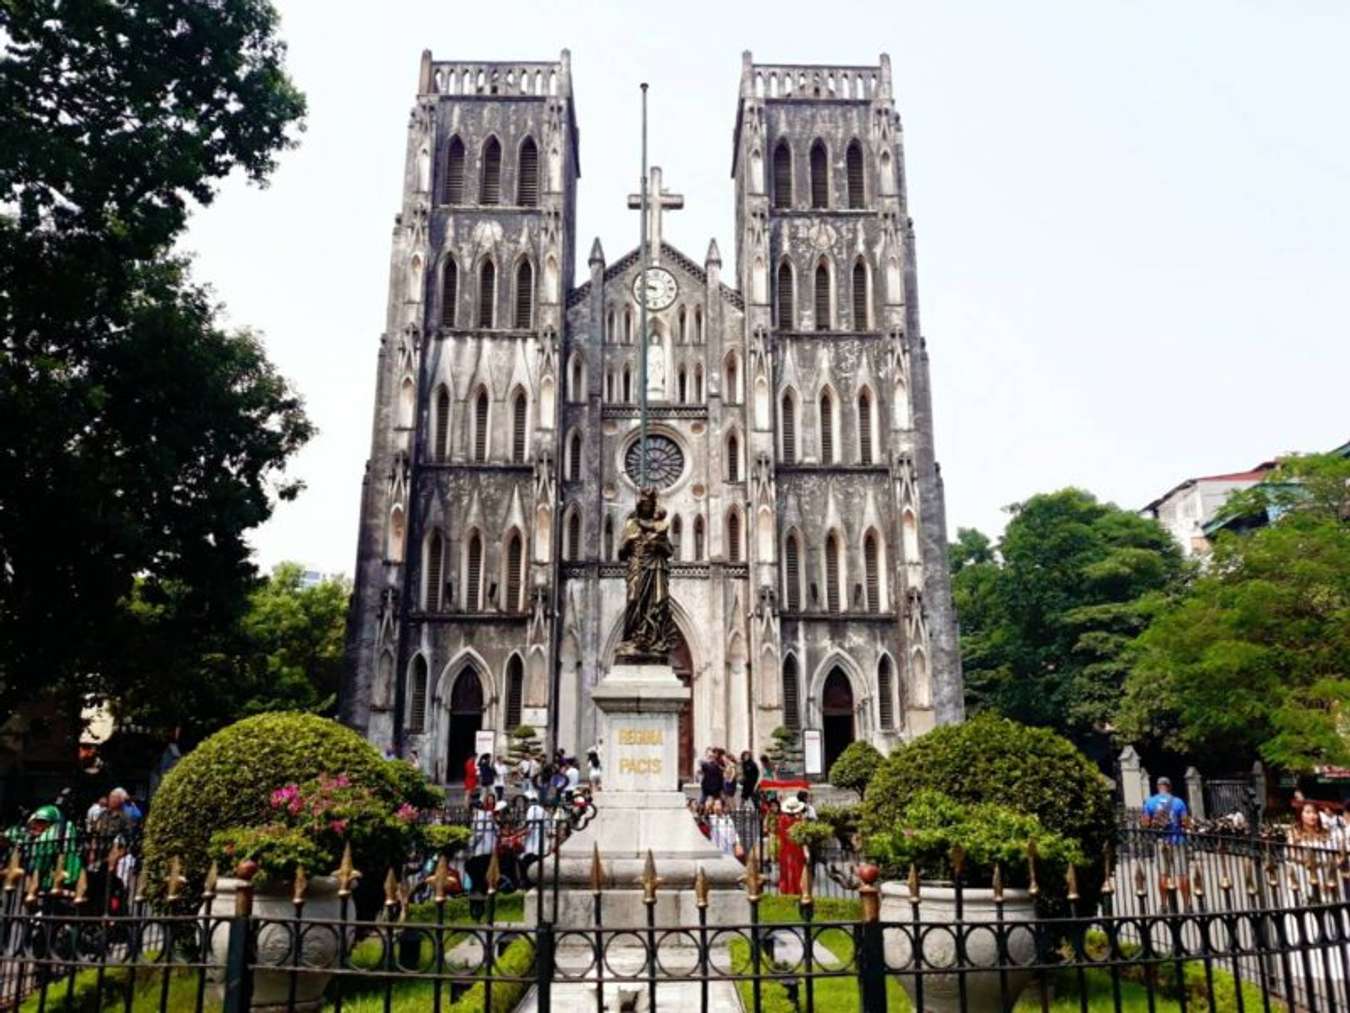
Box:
341;50;963;785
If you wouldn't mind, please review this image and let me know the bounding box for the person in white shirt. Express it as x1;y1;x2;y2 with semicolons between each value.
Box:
565;759;581;790
465;798;499;918
518;756;539;800
493;756;509;801
708;798;739;857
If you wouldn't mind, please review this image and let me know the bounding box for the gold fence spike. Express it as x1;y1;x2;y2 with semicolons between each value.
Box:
1245;867;1258;897
1134;866;1147;899
640;849;661;904
1102;873;1116;896
335;842;362;897
486;849;501;895
589;842;605;896
1026;839;1040;898
25;870;40;906
73;870;89;905
383;868;400;907
3;848;23;891
907;863;921;904
992;864;1004;902
694;865;710;909
165;856;186;902
1191;865;1205;899
800;854;815;904
1065;864;1079;902
398;880;410;922
432;855;450;903
950;845;966;880
741;844;764;901
204;862;219;900
106;842;125;872
292;865;309;906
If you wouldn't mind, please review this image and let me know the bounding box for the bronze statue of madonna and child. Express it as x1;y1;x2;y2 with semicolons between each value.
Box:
615;486;678;663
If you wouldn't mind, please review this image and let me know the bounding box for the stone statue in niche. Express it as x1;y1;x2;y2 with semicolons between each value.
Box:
616;486;676;661
646;330;666;399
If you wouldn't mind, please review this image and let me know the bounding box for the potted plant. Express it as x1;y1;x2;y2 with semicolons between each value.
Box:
866;790;1084;1013
786;819;836;865
207;772;429;1008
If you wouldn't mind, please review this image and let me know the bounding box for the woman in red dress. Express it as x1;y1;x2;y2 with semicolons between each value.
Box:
776;796;807;895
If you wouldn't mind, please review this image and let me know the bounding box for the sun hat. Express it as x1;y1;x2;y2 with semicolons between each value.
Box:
781;797;806;816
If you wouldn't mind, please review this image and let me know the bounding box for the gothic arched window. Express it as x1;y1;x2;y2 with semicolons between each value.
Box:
466;532;483;611
424;530;444;610
506;656;524;728
480;137;502;204
693;515;706;561
473;388;489;462
852;259;868;330
408;656;428;733
671;515;683;560
727;432;740;482
776;261;794;329
514;260;533;329
570;356;584;401
442;136;465;204
441;258;458;327
622;365;633;402
568;430;582;482
858;388;874;465
819;389;835;464
727;510;741;563
814;261;831;331
517;137;539;206
846;140;865;209
603;515;614;560
505;532;523;611
864;531;881;613
782;656;801;730
511;388;527;463
825;532;842;613
772;141;792;209
677;367;688;404
478;260;496;328
810;140;828;208
784;532;802;611
781;391;797;464
877;655;894;728
566;510;582;560
433;385;451;462
725;352;739;402
694;364;704;401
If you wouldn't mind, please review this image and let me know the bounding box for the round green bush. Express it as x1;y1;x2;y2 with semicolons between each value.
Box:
143;712;440;900
828;740;884;798
861;714;1113;903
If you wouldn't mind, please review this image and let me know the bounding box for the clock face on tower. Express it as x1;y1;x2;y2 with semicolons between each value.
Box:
631;267;679;312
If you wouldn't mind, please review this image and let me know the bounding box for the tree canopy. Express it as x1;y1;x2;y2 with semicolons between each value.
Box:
953;489;1185;744
0;1;310;720
1116;453;1350;772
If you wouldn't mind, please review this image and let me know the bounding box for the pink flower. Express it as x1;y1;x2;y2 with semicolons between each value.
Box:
329;819;348;835
332;773;351;788
395;803;418;823
270;784;300;809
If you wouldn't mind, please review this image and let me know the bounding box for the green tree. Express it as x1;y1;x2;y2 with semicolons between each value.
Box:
0;1;310;722
953;490;1184;743
1117;453;1350;771
112;564;349;736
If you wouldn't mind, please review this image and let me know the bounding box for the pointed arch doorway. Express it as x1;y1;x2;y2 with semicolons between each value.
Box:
672;631;694;781
446;668;484;784
822;667;855;775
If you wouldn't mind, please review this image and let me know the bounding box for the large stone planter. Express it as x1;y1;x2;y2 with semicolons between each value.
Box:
880;881;1038;1013
207;876;342;1010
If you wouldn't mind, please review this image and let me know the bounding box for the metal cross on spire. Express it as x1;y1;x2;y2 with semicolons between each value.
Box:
627;166;684;264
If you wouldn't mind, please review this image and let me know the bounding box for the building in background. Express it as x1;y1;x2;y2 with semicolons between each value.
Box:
342;51;963;786
1141;461;1275;557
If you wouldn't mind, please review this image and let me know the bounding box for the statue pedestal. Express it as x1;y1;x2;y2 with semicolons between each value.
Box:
531;662;750;928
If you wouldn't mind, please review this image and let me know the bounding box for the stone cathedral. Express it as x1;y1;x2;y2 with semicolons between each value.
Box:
341;49;964;786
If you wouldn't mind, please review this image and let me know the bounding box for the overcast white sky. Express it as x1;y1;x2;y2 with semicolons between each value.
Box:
180;0;1350;576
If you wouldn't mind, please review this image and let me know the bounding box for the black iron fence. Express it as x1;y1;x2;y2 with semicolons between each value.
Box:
5;815;1349;1011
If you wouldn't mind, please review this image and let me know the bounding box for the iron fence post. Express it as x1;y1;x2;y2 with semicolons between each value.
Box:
536;921;553;1013
856;867;887;1013
222;915;253;1013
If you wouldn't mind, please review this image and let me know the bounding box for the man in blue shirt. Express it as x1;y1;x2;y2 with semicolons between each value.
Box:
1142;776;1189;838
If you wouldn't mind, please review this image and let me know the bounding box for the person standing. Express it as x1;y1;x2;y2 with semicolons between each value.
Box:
465;796;498;919
477;753;495;801
493;755;509;801
739;751;760;807
776;797;807;895
463;754;479;805
698;749;724;807
587;741;603;792
1141;777;1188;841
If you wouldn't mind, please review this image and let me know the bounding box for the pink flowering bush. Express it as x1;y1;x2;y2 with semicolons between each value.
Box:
211;771;429;886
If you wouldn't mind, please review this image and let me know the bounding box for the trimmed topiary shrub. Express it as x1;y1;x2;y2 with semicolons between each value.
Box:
861;714;1113;906
827;740;884;798
143;712;441;902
